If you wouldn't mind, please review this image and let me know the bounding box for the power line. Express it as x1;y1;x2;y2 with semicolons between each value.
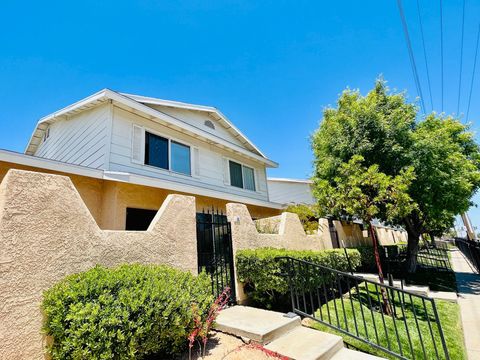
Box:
397;0;426;114
457;0;466;115
416;0;434;112
440;0;444;112
466;23;480;123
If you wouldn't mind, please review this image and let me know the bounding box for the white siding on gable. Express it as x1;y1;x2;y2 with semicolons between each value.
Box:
108;106;269;202
146;105;247;148
267;180;316;205
34;104;109;169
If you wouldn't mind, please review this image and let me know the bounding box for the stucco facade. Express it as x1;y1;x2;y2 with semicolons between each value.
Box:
0;160;280;231
0;169;200;359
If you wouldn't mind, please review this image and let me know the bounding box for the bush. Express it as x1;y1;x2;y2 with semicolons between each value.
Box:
42;264;213;359
236;248;361;310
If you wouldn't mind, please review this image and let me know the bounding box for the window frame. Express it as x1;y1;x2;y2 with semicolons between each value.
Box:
228;159;256;192
143;129;192;177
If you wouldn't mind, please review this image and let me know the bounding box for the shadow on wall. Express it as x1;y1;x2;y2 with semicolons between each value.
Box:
0;169;198;360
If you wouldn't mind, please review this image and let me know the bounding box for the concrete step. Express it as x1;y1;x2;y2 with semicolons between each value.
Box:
264;326;344;360
329;348;386;360
354;273;429;296
214;305;301;344
428;290;458;302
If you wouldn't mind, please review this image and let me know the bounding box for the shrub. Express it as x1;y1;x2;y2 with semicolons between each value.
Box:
42;264;213;359
236;248;361;310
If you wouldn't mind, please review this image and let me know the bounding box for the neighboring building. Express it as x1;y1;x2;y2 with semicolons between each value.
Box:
0;89;283;230
267;178;316;206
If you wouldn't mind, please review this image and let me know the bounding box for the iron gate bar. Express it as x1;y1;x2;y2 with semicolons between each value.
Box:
196;208;236;303
276;256;450;360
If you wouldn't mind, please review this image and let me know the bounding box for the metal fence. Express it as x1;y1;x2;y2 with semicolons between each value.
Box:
196;209;236;302
455;238;480;273
277;256;450;360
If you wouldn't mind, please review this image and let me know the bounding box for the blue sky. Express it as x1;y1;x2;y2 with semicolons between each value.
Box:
0;0;478;233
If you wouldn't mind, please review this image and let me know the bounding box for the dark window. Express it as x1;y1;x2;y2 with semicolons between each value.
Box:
229;161;243;188
125;208;157;230
145;132;168;170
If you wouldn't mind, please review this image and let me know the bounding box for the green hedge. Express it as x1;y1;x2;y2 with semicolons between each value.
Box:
42;264;213;359
236;248;361;310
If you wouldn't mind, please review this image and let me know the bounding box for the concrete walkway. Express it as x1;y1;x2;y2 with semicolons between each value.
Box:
215;306;385;359
451;248;480;360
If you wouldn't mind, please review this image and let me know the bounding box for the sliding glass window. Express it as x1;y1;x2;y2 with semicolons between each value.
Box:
229;161;244;188
243;166;255;191
171;141;191;175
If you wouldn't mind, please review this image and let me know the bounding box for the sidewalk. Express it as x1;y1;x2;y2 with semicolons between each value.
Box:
451;248;480;360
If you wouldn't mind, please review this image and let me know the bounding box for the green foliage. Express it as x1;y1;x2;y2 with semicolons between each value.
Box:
236;248;361;309
311;79;480;269
285;204;320;234
314;155;416;223
42;264;213;360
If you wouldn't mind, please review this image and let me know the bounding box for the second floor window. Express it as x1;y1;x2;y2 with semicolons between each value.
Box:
145;132;169;170
144;131;191;176
229;160;255;191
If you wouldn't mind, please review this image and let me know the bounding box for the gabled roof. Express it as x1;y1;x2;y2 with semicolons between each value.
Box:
25;89;278;167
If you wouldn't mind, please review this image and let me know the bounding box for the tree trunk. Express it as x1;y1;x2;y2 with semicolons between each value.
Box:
368;221;392;316
405;226;420;273
368;222;385;283
429;232;436;248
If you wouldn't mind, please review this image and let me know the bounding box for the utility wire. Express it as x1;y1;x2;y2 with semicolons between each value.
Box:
397;0;426;114
466;23;480;123
416;0;434;112
440;0;444;112
457;0;466;115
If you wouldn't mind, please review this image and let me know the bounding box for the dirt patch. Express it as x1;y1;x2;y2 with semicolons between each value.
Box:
181;331;288;360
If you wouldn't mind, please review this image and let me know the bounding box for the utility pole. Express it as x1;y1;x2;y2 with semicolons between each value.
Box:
461;212;476;240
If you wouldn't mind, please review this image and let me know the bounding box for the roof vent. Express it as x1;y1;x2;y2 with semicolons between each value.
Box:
204;120;215;130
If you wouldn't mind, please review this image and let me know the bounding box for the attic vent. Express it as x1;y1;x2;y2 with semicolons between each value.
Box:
204;120;215;130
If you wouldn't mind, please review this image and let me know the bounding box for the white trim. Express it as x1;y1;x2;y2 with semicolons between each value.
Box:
104;100;114;168
267;177;313;184
25;89;278;168
0;149;283;209
0;149;104;179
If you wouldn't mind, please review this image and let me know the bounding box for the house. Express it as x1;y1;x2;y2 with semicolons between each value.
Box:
0;89;283;230
267;177;316;205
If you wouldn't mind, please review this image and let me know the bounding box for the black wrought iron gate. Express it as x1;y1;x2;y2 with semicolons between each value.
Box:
196;209;236;301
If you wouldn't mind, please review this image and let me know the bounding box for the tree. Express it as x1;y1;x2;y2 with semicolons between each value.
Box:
312;80;480;272
315;155;415;278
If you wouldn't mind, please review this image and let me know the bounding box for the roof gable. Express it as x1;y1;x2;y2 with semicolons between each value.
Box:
25;89;277;168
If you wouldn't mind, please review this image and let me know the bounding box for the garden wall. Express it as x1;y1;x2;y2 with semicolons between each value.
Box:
226;203;334;302
0;169;197;360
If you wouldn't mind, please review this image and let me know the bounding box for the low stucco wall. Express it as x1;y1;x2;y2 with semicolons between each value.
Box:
226;204;334;302
0;169;198;360
375;226;408;245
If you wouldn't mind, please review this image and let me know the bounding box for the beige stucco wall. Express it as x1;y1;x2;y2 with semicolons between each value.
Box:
0;169;198;360
226;204;334;302
0;160;280;231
